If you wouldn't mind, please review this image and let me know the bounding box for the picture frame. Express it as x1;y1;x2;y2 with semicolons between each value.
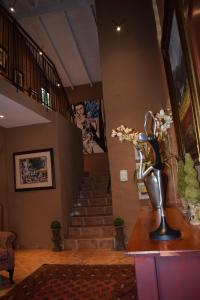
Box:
162;0;200;163
13;148;56;191
14;69;23;89
183;1;200;102
0;47;7;70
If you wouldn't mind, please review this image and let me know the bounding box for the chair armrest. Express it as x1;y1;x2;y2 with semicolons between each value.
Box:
0;232;15;249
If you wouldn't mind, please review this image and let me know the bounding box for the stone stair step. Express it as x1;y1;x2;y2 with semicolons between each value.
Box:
74;197;112;207
64;237;115;250
68;225;114;238
93;191;107;197
81;185;108;193
79;191;92;198
72;205;112;216
71;215;113;226
79;190;108;198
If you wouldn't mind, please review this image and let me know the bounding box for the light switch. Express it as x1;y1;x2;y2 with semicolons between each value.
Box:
120;170;128;182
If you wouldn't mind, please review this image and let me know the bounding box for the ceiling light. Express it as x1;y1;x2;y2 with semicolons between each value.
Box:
9;0;16;13
56;83;61;87
0;115;4;119
112;18;126;33
39;51;43;56
10;7;15;13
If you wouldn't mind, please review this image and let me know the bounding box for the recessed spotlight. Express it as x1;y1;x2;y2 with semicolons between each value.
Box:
56;83;61;87
10;7;15;13
39;51;43;56
112;18;126;33
0;115;4;119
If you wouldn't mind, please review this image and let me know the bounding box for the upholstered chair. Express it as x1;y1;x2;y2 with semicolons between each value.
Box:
0;231;15;284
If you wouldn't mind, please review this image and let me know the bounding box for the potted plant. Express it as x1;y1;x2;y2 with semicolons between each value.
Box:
50;220;62;251
113;217;125;250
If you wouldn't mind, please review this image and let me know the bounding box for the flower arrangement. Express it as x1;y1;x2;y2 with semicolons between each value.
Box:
111;109;173;166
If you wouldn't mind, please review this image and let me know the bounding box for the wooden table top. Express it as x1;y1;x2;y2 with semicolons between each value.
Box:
126;206;200;255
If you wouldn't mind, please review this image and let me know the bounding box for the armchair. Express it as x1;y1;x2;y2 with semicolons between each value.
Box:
0;231;15;284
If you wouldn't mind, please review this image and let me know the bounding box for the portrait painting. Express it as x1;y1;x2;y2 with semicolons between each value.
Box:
72;99;107;154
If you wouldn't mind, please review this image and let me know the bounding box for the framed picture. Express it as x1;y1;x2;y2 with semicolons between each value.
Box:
183;1;200;101
13;149;56;191
162;0;200;163
0;47;7;70
14;69;23;89
71;99;107;154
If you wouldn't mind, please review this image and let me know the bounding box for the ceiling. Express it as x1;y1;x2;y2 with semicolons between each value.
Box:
1;0;101;89
0;93;50;128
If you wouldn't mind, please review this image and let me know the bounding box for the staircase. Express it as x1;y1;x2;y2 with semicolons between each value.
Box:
64;172;115;250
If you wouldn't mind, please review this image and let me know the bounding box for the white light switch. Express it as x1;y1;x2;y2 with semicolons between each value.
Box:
120;170;128;182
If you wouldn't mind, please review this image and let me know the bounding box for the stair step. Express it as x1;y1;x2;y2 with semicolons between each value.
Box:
80;187;108;194
71;215;113;226
68;225;114;238
72;205;112;216
64;237;115;250
79;191;108;199
74;197;112;207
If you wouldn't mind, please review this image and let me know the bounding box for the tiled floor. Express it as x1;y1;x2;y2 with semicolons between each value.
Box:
0;249;134;297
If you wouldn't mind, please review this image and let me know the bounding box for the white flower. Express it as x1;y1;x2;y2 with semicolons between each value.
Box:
159;109;165;117
111;130;117;137
111;108;173;164
117;132;122;137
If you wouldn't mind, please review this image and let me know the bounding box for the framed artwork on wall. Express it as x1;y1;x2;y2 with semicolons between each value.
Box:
0;47;7;70
71;99;107;154
14;69;23;89
13;149;56;191
162;0;200;163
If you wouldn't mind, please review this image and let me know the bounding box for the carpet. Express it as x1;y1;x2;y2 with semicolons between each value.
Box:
0;264;137;300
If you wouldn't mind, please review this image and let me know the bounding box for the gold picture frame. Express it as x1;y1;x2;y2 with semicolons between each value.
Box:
162;0;200;162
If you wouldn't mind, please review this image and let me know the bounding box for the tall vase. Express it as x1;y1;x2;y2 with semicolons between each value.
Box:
144;169;181;241
144;170;168;210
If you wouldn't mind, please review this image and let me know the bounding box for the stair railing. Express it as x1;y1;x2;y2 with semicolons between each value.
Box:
0;4;70;119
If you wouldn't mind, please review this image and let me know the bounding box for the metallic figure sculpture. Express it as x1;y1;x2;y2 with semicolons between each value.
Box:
138;111;181;240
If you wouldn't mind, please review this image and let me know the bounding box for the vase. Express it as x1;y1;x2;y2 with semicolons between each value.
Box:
144;169;167;210
51;228;62;251
114;226;126;251
143;168;181;240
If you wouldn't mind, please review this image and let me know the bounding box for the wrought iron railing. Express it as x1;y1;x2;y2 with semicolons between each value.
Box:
0;4;69;118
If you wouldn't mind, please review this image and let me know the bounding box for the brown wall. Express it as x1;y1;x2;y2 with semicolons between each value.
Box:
84;153;109;173
3;114;82;249
0;126;8;230
66;82;103;105
96;0;169;239
56;114;83;231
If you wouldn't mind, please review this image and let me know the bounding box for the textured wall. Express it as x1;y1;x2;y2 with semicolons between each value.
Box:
4;114;82;248
96;0;169;239
0;126;8;230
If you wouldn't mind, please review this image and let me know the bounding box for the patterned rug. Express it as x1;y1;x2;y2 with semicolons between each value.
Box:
0;264;137;300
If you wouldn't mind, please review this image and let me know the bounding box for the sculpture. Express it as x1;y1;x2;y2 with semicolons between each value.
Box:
138;111;181;240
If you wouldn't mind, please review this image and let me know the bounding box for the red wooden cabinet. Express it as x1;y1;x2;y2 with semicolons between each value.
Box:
127;207;200;300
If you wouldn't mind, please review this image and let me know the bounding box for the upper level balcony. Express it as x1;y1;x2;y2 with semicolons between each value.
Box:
0;4;70;119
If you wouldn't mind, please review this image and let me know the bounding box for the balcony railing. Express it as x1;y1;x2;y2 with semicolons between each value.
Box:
0;4;69;118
